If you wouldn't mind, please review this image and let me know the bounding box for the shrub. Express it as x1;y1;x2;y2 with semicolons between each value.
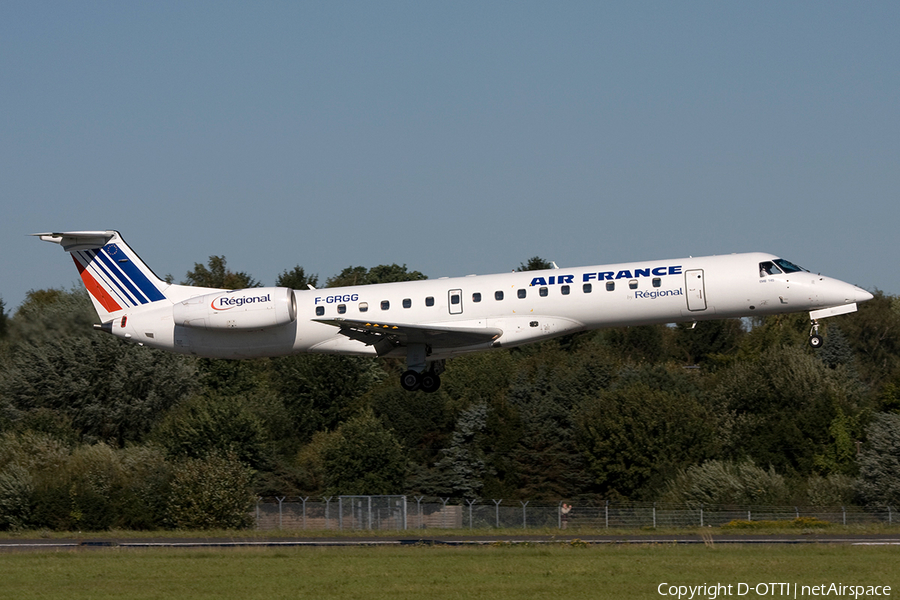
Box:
166;452;254;530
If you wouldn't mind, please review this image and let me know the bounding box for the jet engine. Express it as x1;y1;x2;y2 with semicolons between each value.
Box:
173;287;297;330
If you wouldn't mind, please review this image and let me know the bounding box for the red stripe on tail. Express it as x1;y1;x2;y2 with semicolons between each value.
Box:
72;255;122;313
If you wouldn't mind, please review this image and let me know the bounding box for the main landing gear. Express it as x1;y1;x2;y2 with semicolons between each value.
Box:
399;355;445;393
400;368;442;393
808;319;824;349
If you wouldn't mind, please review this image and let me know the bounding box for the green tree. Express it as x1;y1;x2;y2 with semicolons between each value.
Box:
151;393;269;469
166;451;254;529
805;473;857;506
576;383;717;500
0;463;32;530
423;402;490;500
276;265;319;290
839;291;900;387
322;409;407;495
268;354;382;443
673;319;745;365
183;256;260;289
517;257;554;272
602;325;668;364
812;407;858;476
325;264;426;287
0;297;8;339
816;326;855;370
712;345;864;475
661;460;790;507
504;369;590;504
368;384;451;467
1;289;198;443
856;412;900;507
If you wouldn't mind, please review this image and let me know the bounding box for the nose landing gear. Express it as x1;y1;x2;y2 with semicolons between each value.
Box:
809;319;824;349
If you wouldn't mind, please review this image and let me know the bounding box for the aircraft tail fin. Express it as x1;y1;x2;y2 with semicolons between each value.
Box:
33;230;170;321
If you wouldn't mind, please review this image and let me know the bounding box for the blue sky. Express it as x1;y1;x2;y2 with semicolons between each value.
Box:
3;2;898;312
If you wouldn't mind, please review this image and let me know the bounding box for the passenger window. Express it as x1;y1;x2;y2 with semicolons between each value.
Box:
495;291;504;301
652;278;661;288
402;298;411;309
381;300;390;310
425;296;434;307
759;261;783;277
606;281;615;292
583;283;592;293
517;289;526;299
561;285;570;295
315;306;325;316
539;287;548;297
629;280;638;290
337;304;346;314
473;292;482;303
359;302;368;312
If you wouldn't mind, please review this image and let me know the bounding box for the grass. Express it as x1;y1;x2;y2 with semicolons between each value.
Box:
1;544;898;599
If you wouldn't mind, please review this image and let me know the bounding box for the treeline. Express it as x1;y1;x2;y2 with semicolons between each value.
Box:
1;257;899;530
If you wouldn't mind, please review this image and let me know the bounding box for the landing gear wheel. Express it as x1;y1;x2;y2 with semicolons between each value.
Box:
809;334;824;349
420;372;441;394
400;370;422;392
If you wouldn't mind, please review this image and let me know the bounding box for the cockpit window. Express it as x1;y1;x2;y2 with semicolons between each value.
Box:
773;258;806;273
759;261;782;277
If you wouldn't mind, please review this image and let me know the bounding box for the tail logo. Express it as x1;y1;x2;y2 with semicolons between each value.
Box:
72;243;165;312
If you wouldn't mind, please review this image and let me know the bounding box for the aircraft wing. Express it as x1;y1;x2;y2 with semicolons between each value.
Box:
313;317;502;355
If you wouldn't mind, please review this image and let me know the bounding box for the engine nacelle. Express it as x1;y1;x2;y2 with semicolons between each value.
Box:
173;287;297;330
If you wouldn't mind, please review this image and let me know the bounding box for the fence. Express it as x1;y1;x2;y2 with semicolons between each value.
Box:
253;497;897;531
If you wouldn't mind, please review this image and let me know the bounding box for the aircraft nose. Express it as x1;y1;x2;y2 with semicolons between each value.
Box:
856;287;874;303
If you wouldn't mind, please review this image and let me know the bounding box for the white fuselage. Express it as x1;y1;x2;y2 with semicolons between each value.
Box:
111;252;872;360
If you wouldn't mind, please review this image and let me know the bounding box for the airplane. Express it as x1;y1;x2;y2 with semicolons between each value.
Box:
35;230;873;393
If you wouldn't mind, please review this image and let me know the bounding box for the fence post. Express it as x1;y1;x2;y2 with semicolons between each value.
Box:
301;497;309;530
842;506;846;526
748;509;751;522
795;506;799;520
889;506;893;525
493;499;502;528
652;503;656;529
415;496;424;529
256;497;261;529
402;496;408;530
605;500;609;529
521;501;529;529
466;499;477;529
277;497;285;529
323;496;332;530
700;502;703;527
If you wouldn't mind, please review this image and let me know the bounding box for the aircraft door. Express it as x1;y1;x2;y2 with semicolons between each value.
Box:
685;270;707;311
449;289;463;315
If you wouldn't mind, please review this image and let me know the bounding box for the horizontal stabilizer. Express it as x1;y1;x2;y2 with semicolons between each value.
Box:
32;231;115;252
